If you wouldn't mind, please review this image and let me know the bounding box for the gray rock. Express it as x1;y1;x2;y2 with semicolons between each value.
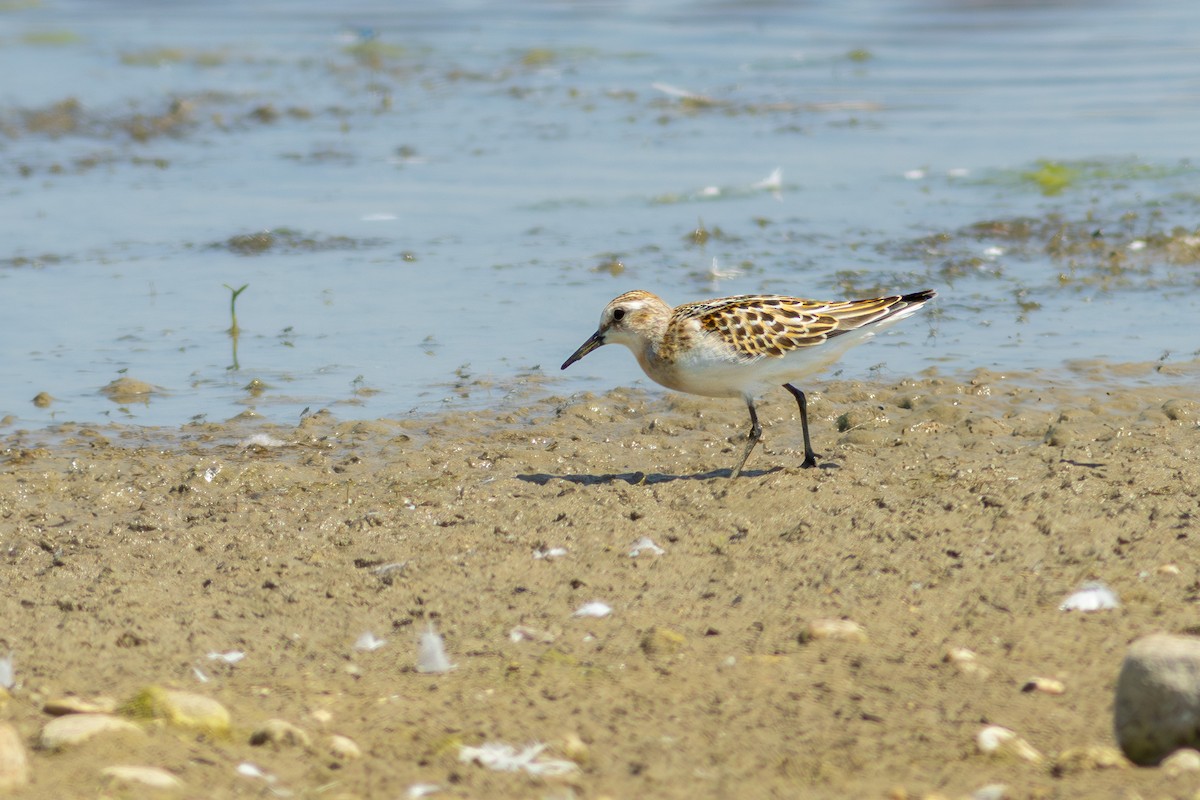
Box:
1114;633;1200;765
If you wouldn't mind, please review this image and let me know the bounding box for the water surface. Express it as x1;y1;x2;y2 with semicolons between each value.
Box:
2;0;1198;426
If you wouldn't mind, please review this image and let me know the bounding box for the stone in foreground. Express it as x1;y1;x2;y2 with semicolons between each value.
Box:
39;714;143;751
0;724;29;791
1114;633;1200;765
124;687;231;738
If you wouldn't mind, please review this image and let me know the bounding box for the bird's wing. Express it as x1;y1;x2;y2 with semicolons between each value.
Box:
674;294;920;359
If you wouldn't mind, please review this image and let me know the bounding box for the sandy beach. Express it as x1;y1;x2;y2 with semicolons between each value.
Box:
1;364;1198;798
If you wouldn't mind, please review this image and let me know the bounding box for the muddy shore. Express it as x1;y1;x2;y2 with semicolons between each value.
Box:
1;365;1199;799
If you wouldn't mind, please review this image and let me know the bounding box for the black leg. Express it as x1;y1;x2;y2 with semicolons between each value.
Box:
783;384;818;468
730;398;762;478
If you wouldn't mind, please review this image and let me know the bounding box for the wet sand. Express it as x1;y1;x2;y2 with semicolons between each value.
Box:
1;366;1199;798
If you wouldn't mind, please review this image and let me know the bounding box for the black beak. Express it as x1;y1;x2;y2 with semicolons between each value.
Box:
561;330;605;370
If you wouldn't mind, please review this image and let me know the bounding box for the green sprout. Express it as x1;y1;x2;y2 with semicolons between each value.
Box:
224;283;248;370
223;283;248;335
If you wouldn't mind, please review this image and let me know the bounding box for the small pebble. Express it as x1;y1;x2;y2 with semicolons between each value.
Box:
1021;677;1065;695
971;784;1009;800
40;714;143;750
43;695;119;716
329;734;362;760
0;723;29;791
125;687;231;738
100;765;184;791
562;732;589;765
1161;747;1200;775
943;647;990;679
799;619;867;643
236;762;276;784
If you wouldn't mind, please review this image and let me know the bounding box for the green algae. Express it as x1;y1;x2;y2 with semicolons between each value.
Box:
989;157;1196;196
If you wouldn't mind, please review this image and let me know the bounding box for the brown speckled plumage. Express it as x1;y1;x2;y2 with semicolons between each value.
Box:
670;294;915;360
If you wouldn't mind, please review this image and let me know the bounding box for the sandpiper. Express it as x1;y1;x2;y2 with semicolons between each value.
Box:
561;288;936;477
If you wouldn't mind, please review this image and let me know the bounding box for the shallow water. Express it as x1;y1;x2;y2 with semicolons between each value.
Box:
2;0;1198;427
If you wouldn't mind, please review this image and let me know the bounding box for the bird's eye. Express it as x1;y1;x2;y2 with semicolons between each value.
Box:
613;308;626;321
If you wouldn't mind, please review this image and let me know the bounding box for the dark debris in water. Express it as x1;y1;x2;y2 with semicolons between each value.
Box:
647;82;882;121
17;150;170;178
212;228;388;256
100;377;162;405
282;146;355;165
119;48;230;68
684;220;741;247
889;211;1200;291
1;95;314;158
2;96;198;143
0;252;66;269
343;39;412;70
592;256;626;276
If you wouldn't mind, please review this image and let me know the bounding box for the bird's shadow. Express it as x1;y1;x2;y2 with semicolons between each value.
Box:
517;461;837;486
